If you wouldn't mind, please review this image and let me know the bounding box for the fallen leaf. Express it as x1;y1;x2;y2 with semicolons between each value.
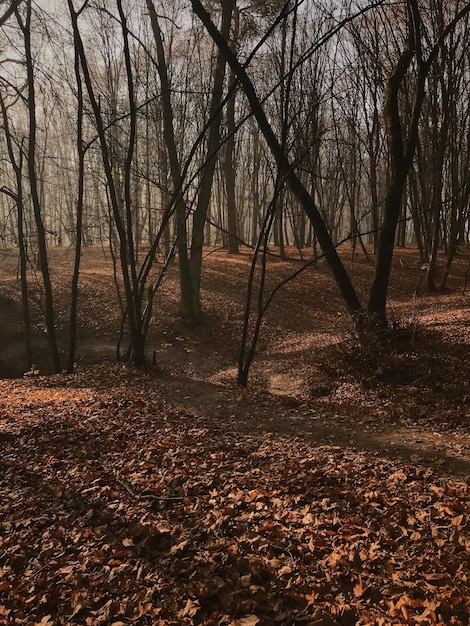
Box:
179;598;200;618
122;538;134;547
353;576;368;597
34;616;53;626
231;616;260;626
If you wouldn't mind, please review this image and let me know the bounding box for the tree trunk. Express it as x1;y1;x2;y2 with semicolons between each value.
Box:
190;0;364;324
67;27;86;373
0;96;33;371
368;1;425;327
369;0;470;324
224;70;240;255
68;0;146;367
146;0;195;320
186;0;235;321
20;1;61;373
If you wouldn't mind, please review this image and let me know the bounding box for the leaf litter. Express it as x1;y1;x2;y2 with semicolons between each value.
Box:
0;366;469;625
1;246;470;624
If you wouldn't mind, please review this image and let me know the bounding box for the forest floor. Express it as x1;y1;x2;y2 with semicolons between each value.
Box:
0;244;470;625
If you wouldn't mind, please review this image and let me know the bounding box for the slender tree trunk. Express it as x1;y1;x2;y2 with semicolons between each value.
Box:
68;0;144;366
250;129;262;247
0;96;32;370
408;168;426;262
20;1;61;372
368;2;425;326
224;71;240;255
187;0;235;322
274;194;286;258
67;26;85;373
440;180;470;290
117;0;146;365
425;66;451;291
15;179;32;370
159;137;172;257
367;114;381;252
425;196;442;292
145;0;193;317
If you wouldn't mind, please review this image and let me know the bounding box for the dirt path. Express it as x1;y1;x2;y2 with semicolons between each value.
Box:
142;367;470;482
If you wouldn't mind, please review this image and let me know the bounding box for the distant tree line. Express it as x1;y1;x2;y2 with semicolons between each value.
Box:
0;0;469;379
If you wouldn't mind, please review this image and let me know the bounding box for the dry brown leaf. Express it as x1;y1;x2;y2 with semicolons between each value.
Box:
231;616;260;626
179;598;200;618
353;576;368;598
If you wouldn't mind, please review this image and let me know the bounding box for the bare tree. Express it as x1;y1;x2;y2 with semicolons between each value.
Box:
16;0;62;372
368;0;470;325
67;0;153;366
0;95;32;369
0;0;22;27
67;5;86;373
190;0;364;325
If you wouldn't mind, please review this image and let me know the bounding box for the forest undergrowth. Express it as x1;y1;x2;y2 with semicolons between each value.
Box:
0;245;469;625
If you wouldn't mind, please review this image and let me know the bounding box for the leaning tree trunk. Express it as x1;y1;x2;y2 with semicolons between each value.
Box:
190;0;364;324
